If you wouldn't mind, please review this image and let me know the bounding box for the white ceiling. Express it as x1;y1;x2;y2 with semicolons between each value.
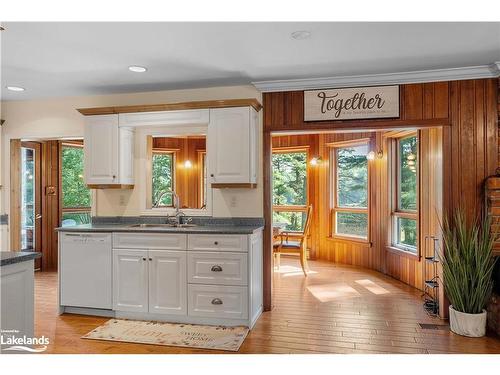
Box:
1;22;499;101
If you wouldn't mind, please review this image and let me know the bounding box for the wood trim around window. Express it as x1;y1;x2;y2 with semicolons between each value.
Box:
271;147;310;209
389;132;420;257
329;139;371;242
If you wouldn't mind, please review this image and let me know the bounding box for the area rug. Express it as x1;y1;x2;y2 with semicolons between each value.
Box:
82;319;249;352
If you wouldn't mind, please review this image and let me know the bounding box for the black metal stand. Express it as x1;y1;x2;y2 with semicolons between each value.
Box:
423;237;439;316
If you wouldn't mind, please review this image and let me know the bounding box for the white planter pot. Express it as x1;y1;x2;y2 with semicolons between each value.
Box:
449;306;487;337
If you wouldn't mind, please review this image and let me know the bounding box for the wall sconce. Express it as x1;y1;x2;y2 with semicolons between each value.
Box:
310;157;322;166
184;160;193;169
366;150;383;160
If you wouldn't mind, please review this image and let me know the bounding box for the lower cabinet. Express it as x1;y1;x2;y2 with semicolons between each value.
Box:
188;284;248;319
149;250;187;315
113;249;187;315
68;231;263;328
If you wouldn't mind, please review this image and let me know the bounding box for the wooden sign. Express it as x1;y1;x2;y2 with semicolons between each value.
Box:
304;85;399;121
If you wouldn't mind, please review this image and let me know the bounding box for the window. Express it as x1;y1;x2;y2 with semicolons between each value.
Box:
272;150;307;231
61;143;92;226
332;143;369;239
199;151;207;208
392;134;418;254
152;151;175;207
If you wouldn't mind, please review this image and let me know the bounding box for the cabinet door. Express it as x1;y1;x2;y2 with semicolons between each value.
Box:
208;107;250;184
84;114;119;185
113;249;148;312
148;250;187;315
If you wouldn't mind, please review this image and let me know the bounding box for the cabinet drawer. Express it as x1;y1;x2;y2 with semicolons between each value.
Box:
113;233;187;250
187;252;247;286
187;234;247;252
188;284;248;320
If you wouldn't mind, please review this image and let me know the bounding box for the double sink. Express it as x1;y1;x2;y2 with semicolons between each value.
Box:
128;223;197;229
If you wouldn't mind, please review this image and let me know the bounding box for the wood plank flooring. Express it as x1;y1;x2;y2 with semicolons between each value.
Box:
34;258;500;354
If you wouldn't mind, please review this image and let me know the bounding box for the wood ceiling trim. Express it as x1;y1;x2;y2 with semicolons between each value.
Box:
77;98;263;116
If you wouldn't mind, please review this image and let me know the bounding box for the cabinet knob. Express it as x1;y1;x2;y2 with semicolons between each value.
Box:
142;257;146;261
149;258;152;261
214;241;219;245
112;175;116;179
211;298;223;305
211;265;223;272
210;174;214;177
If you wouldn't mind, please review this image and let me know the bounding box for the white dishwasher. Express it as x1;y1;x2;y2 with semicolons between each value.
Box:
60;232;112;309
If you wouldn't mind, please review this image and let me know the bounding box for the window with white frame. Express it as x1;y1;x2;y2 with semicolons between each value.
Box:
392;134;418;254
331;142;369;239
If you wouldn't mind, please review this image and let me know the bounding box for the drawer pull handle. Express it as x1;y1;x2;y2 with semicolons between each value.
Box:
214;241;219;245
211;265;223;272
211;298;223;305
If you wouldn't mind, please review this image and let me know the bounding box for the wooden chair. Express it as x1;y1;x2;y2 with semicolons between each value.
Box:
273;205;313;276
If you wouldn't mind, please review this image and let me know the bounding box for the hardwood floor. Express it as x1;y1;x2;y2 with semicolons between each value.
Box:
34;258;500;354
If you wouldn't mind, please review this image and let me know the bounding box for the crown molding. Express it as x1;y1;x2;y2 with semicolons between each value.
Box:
252;63;500;92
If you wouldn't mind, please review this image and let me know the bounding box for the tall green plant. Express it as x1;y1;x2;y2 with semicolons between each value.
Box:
440;210;497;314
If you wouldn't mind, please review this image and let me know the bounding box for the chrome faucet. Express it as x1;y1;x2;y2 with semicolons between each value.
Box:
168;192;185;226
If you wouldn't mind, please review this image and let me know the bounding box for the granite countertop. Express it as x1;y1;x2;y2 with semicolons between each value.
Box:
1;251;42;267
55;223;264;235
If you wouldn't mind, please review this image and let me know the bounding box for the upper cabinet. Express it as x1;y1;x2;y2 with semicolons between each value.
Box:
208;107;259;188
79;99;261;190
84;114;134;188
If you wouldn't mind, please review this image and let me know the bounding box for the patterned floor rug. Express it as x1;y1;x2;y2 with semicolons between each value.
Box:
82;319;249;352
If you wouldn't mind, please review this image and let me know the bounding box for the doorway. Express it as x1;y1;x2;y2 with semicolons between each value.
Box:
10;138;89;271
266;128;443;314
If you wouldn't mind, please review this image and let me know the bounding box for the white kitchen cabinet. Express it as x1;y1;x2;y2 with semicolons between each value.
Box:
208;107;258;187
59;230;263;328
84;114;134;187
113;249;149;312
113;233;187;315
149;250;187;315
188;284;248;320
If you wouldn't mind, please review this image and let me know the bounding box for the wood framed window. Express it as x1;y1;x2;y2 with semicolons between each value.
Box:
330;140;370;241
272;147;308;232
391;133;419;255
198;150;207;209
60;141;92;226
151;150;176;208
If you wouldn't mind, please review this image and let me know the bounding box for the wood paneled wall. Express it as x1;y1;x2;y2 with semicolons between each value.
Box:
263;82;450;133
42;140;60;271
263;79;499;313
152;136;206;209
443;79;498;220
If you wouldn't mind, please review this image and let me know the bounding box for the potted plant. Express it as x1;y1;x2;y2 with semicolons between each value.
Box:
440;210;497;337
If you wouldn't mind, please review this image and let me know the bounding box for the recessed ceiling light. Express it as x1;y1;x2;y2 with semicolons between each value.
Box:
6;86;25;92
128;65;147;73
291;30;311;40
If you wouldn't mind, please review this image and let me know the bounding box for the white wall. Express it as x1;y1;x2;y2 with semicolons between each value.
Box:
0;85;263;250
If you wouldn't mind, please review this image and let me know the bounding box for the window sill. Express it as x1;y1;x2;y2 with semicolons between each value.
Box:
386;245;420;260
328;235;370;246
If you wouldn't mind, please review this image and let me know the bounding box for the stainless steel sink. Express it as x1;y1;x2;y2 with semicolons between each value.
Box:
128;223;197;228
